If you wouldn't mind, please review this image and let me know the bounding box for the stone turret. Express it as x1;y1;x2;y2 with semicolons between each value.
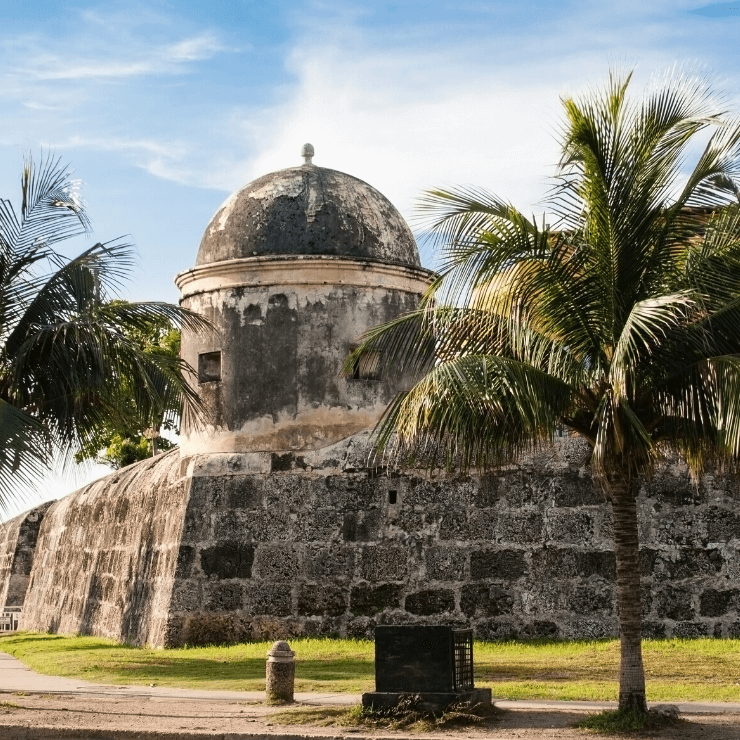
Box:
176;146;434;460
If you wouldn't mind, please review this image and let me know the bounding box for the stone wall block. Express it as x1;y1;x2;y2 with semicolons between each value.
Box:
656;584;696;621
183;510;212;542
224;476;264;509
175;545;196;579
360;545;407;581
325;476;379;510
551;475;603;507
203;581;245;611
404;589;456;615
188;476;225;510
297;584;347;616
247;511;292;542
404;479;468;508
264;475;318;511
672;621;710;637
246;583;293;616
470;549;527;581
646;475;701;506
199;541;254;579
460;583;514;617
295;507;342;542
498;512;544;544
546;510;595;544
437;509;469;541
705;507;740;544
170;579;202;612
342;511;381;542
699;588;740;617
467;510;497;541
349;583;403;616
569;582;615;614
305;545;356;580
425;546;467;581
253;544;302;580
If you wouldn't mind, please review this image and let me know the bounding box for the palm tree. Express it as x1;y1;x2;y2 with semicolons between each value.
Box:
0;153;207;512
348;70;740;713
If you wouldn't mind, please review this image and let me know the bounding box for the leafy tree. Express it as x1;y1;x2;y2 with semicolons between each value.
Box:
0;153;207;510
74;312;182;468
348;70;740;713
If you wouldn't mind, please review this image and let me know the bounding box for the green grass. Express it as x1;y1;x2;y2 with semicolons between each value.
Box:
1;633;739;702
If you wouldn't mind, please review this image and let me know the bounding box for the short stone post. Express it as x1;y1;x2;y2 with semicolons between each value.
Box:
266;640;295;703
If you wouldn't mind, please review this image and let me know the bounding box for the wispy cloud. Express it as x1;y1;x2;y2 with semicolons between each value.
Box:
23;32;224;81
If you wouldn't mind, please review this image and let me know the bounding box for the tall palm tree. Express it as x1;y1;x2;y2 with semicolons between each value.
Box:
348;70;740;713
0;153;207;512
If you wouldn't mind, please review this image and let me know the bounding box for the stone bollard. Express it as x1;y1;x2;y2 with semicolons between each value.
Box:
266;640;295;703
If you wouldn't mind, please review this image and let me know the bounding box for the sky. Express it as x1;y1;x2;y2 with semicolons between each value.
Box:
3;0;740;517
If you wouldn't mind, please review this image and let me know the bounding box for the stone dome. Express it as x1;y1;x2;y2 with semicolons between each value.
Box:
196;159;420;268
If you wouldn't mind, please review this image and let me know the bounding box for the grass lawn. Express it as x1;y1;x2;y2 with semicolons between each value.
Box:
1;633;739;702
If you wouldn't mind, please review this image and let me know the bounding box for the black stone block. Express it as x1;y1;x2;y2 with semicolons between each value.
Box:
200;542;254;579
350;584;403;616
470;549;527;580
700;588;740;617
374;626;458;693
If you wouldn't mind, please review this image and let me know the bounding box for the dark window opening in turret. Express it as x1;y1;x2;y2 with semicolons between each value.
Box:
351;349;381;381
198;351;222;383
388;490;398;505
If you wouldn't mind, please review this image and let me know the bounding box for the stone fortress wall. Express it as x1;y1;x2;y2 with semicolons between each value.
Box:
2;434;737;647
168;435;740;646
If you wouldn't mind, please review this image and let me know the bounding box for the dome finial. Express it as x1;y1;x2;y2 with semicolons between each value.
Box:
301;143;315;165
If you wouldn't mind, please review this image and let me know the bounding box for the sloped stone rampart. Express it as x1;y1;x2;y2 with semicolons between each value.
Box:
167;436;740;645
21;450;189;646
0;502;53;608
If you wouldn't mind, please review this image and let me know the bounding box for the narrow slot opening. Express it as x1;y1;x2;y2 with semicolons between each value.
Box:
388;490;397;505
198;351;222;383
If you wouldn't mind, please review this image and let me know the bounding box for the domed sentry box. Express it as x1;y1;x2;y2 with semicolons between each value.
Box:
362;626;492;713
176;144;434;460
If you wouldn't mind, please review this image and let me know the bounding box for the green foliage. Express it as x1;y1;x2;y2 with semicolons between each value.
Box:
0;152;209;508
74;309;183;468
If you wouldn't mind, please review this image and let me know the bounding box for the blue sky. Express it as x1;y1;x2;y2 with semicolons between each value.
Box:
3;0;740;516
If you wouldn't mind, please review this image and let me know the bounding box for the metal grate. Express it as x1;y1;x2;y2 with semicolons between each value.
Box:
452;629;474;691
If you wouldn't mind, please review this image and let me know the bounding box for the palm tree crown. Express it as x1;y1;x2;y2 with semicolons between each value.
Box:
0;154;208;511
348;70;740;713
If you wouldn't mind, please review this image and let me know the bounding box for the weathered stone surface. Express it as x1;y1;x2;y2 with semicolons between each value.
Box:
0;502;53;607
19;451;187;646
196;165;421;268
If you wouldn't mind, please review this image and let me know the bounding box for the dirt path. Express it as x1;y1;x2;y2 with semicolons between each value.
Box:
0;691;739;740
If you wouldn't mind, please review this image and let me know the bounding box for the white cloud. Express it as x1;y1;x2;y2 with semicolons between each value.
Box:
24;32;224;81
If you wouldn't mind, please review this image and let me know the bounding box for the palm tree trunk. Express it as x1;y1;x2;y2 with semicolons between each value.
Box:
611;480;648;713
